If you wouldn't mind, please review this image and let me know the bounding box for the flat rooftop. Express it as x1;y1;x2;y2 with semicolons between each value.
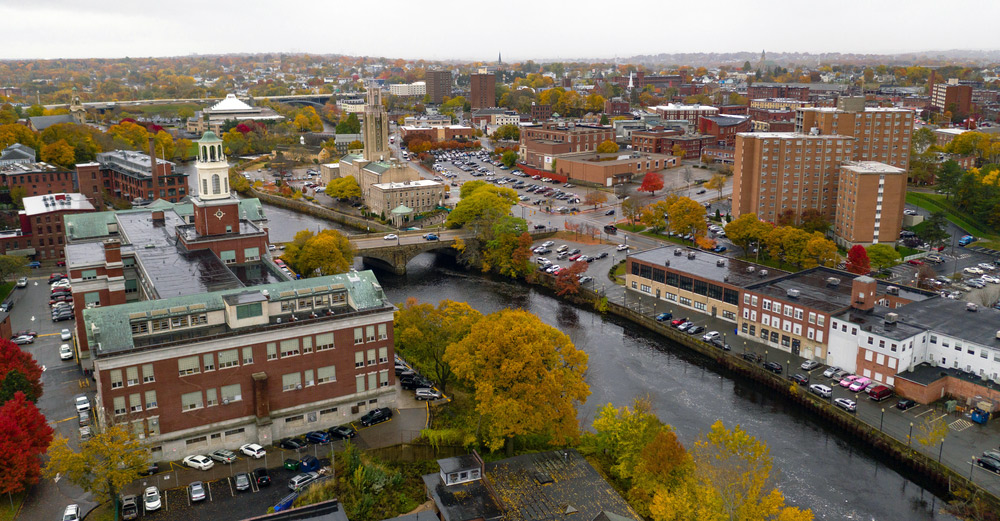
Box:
629;246;788;288
841;161;906;174
748;267;934;314
0;161;63;175
23;193;94;216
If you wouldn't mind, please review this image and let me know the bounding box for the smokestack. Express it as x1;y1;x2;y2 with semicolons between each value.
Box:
148;136;159;197
928;70;936;96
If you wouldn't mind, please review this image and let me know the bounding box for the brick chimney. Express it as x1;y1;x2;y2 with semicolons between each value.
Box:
148;136;159;199
103;238;122;265
851;275;878;312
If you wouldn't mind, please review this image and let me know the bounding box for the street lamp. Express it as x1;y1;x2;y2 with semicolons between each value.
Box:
909;422;914;447
939;441;944;463
880;408;885;431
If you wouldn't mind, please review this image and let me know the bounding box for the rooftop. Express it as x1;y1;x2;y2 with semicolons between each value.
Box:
372;179;443;190
242;498;349;521
207;93;259;114
0;161;64;175
702;115;749;126
841;161;906;174
96;150;176;178
649;103;719;111
737;132;852;140
747;267;933;314
878;296;1000;349
22;193;94;216
629;246;788;287
896;362;997;388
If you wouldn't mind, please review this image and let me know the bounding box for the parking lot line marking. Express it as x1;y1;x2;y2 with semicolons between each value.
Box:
49;416;76;425
228;476;234;497
38;332;61;337
914;409;934;418
208;481;213;502
931;413;948;423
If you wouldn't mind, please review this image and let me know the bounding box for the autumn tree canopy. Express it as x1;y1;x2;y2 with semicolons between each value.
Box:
638;172;664;195
445;309;590;452
0;392;53;495
46;424;148;507
393;298;483;394
280;229;354;277
0;340;43;403
845;245;871;275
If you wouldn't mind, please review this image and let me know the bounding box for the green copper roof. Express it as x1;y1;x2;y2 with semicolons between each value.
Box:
365;161;392;175
390;205;413;214
198;131;222;143
340;153;363;165
64;199;267;240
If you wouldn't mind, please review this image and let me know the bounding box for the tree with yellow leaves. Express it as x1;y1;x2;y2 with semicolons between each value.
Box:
394;298;483;394
445;309;589;453
45;424;150;511
667;196;707;239
704;174;727;200
40;139;75;167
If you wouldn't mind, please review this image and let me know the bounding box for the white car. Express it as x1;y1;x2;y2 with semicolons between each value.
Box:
52;280;71;288
964;267;984;275
542;240;554;247
182;455;215;471
982;275;1000;284
978;263;995;271
383;234;398;240
239;443;266;459
74;395;90;413
616;244;630;251
60;328;72;340
143;487;161;512
59;344;73;360
62;504;80;521
702;331;720;342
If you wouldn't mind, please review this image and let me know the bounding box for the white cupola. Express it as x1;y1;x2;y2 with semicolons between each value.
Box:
195;131;229;201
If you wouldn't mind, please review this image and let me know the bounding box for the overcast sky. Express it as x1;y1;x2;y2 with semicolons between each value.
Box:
3;0;999;62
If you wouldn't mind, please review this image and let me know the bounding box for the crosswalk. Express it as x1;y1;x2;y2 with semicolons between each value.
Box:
966;246;999;257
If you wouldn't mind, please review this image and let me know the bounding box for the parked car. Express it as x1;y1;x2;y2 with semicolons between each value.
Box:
977;456;1000;474
63;504;80;521
710;338;732;351
415;388;442;400
790;373;809;386
288;471;321;491
74;395;90;413
383;234;398;240
235;472;251;492
702;331;721;342
896;398;917;410
121;495;139;521
188;481;206;502
16;277;27;288
360;407;393;426
809;384;833;398
655;312;673;322
60;328;72;340
839;375;859;387
868;385;893;401
328;425;357;440
183;455;215;471
676;321;694;332
304;431;332;444
59;344;73;360
616;244;630;251
1;301;14;312
12;334;33;345
823;366;841;378
279;438;306;450
763;361;783;374
834;398;857;412
849;377;872;392
240;443;266;459
143;487;161;512
687;325;706;335
138;463;159;476
210;448;238;463
670;317;689;327
801;360;821;371
252;467;272;487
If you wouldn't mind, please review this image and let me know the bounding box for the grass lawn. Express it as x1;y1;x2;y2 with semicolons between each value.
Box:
906;192;995;239
0;493;24;521
618;223;646;233
0;281;13;304
612;262;626;284
895;245;920;257
132;103;200;116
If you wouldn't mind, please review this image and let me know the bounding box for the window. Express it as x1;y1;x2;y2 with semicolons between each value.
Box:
284;415;304;425
203;354;214;372
784;306;793;317
131;321;149;335
794;309;803;320
81;269;97;280
356;374;365;393
354;328;363;344
244;247;260;262
145;390;157;409
355;351;364;368
110;369;123;389
366;325;375;342
181;391;203;411
151;318;169;332
763;300;771;311
298;299;312;309
318;365;336;384
280;339;299;358
171;315;188;328
236;302;262;319
218;349;239;369
817;315;825;327
368;372;377;390
267;342;277;360
282;373;302;391
125;366;139;386
693;279;708;296
114;396;126;416
142;364;154;383
367;348;377;366
679;296;691;306
281;301;294;312
220;250;236;264
378;324;387;340
242;346;254;365
221;384;241;403
316;333;334;351
929;335;937;344
178;356;199;376
723;288;739;305
206;388;218;407
192;314;208;326
378;347;388;364
693;301;706;311
304;369;314;387
380;370;389;387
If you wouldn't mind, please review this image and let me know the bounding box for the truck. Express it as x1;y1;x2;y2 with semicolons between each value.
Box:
959;235;977;247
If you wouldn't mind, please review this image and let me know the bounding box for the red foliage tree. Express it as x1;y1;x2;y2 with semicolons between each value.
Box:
555;261;589;296
0;339;43;402
637;172;664;195
846;245;871;275
0;392;54;494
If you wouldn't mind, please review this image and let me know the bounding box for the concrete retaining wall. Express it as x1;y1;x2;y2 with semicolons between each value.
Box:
249;188;393;234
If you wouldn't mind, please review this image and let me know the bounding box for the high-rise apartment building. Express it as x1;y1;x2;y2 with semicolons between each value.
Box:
834;162;907;245
931;81;973;120
425;70;452;104
795;98;914;170
470;72;496;110
732;133;854;224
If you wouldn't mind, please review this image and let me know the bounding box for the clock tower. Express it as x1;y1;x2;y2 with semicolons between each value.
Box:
192;131;240;237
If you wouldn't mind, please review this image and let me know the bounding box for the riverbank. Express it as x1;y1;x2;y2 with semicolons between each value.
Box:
248;187;393;234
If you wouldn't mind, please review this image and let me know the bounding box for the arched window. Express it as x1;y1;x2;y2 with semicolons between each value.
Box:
212;174;221;194
217;145;223;161
209;146;216;162
201;146;207;161
202;179;208;196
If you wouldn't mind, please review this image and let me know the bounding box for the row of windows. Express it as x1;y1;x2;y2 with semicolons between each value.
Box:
181;384;243;411
131;313;208;335
630;262;739;305
109;364;156;389
113;390;157;415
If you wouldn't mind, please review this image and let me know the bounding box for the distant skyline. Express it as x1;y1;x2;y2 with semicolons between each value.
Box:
3;0;1000;62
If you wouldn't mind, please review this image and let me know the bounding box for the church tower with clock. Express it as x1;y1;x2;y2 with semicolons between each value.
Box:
192;131;241;237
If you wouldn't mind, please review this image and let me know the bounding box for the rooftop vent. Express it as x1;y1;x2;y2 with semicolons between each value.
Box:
787;288;800;298
674;248;683;256
759;269;769;277
687;252;696;259
886;286;899;295
746;266;756;273
967;302;979;312
663;260;670;267
716;259;726;267
885;312;898;324
827;277;841;287
996;330;1000;340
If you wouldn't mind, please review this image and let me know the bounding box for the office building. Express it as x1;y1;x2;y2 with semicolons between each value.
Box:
0;161;76;198
0;193;95;261
647;104;719;125
389;82;426;97
518;122;615;170
470;73;496;110
425;70;452;104
76;143;189;207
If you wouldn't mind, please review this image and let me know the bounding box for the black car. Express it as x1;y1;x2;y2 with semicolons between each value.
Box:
977;456;1000;474
710;338;732;351
569;249;581;255
534;224;546;229
401;377;433;390
790;373;809;386
138;463;160;476
763;361;783;374
895;399;917;411
0;301;12;312
327;425;357;440
279;437;306;450
687;325;706;335
359;407;392;426
252;467;271;487
53;313;73;322
742;352;762;363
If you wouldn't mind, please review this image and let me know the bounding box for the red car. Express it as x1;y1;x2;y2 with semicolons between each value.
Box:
568;254;582;261
907;259;924;265
56;260;66;267
670;317;689;326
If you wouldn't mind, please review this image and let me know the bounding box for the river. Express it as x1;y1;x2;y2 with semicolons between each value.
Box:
374;251;955;521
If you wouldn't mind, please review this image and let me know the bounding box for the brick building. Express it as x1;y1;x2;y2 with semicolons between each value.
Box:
530;103;553;121
519;122;615;169
76;143;189;207
749;98;814;111
630;130;712;158
647;104;719;125
931;81;973;119
834;162;907;247
425;70;452;104
470;73;496;110
747;84;810;101
794;98;914;171
611;72;681;91
0;162;76;199
697;115;752;147
0;193;95;261
604;98;630;116
399;125;475;142
554;152;676;187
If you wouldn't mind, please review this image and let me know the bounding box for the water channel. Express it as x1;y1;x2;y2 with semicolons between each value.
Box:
375;252;955;521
